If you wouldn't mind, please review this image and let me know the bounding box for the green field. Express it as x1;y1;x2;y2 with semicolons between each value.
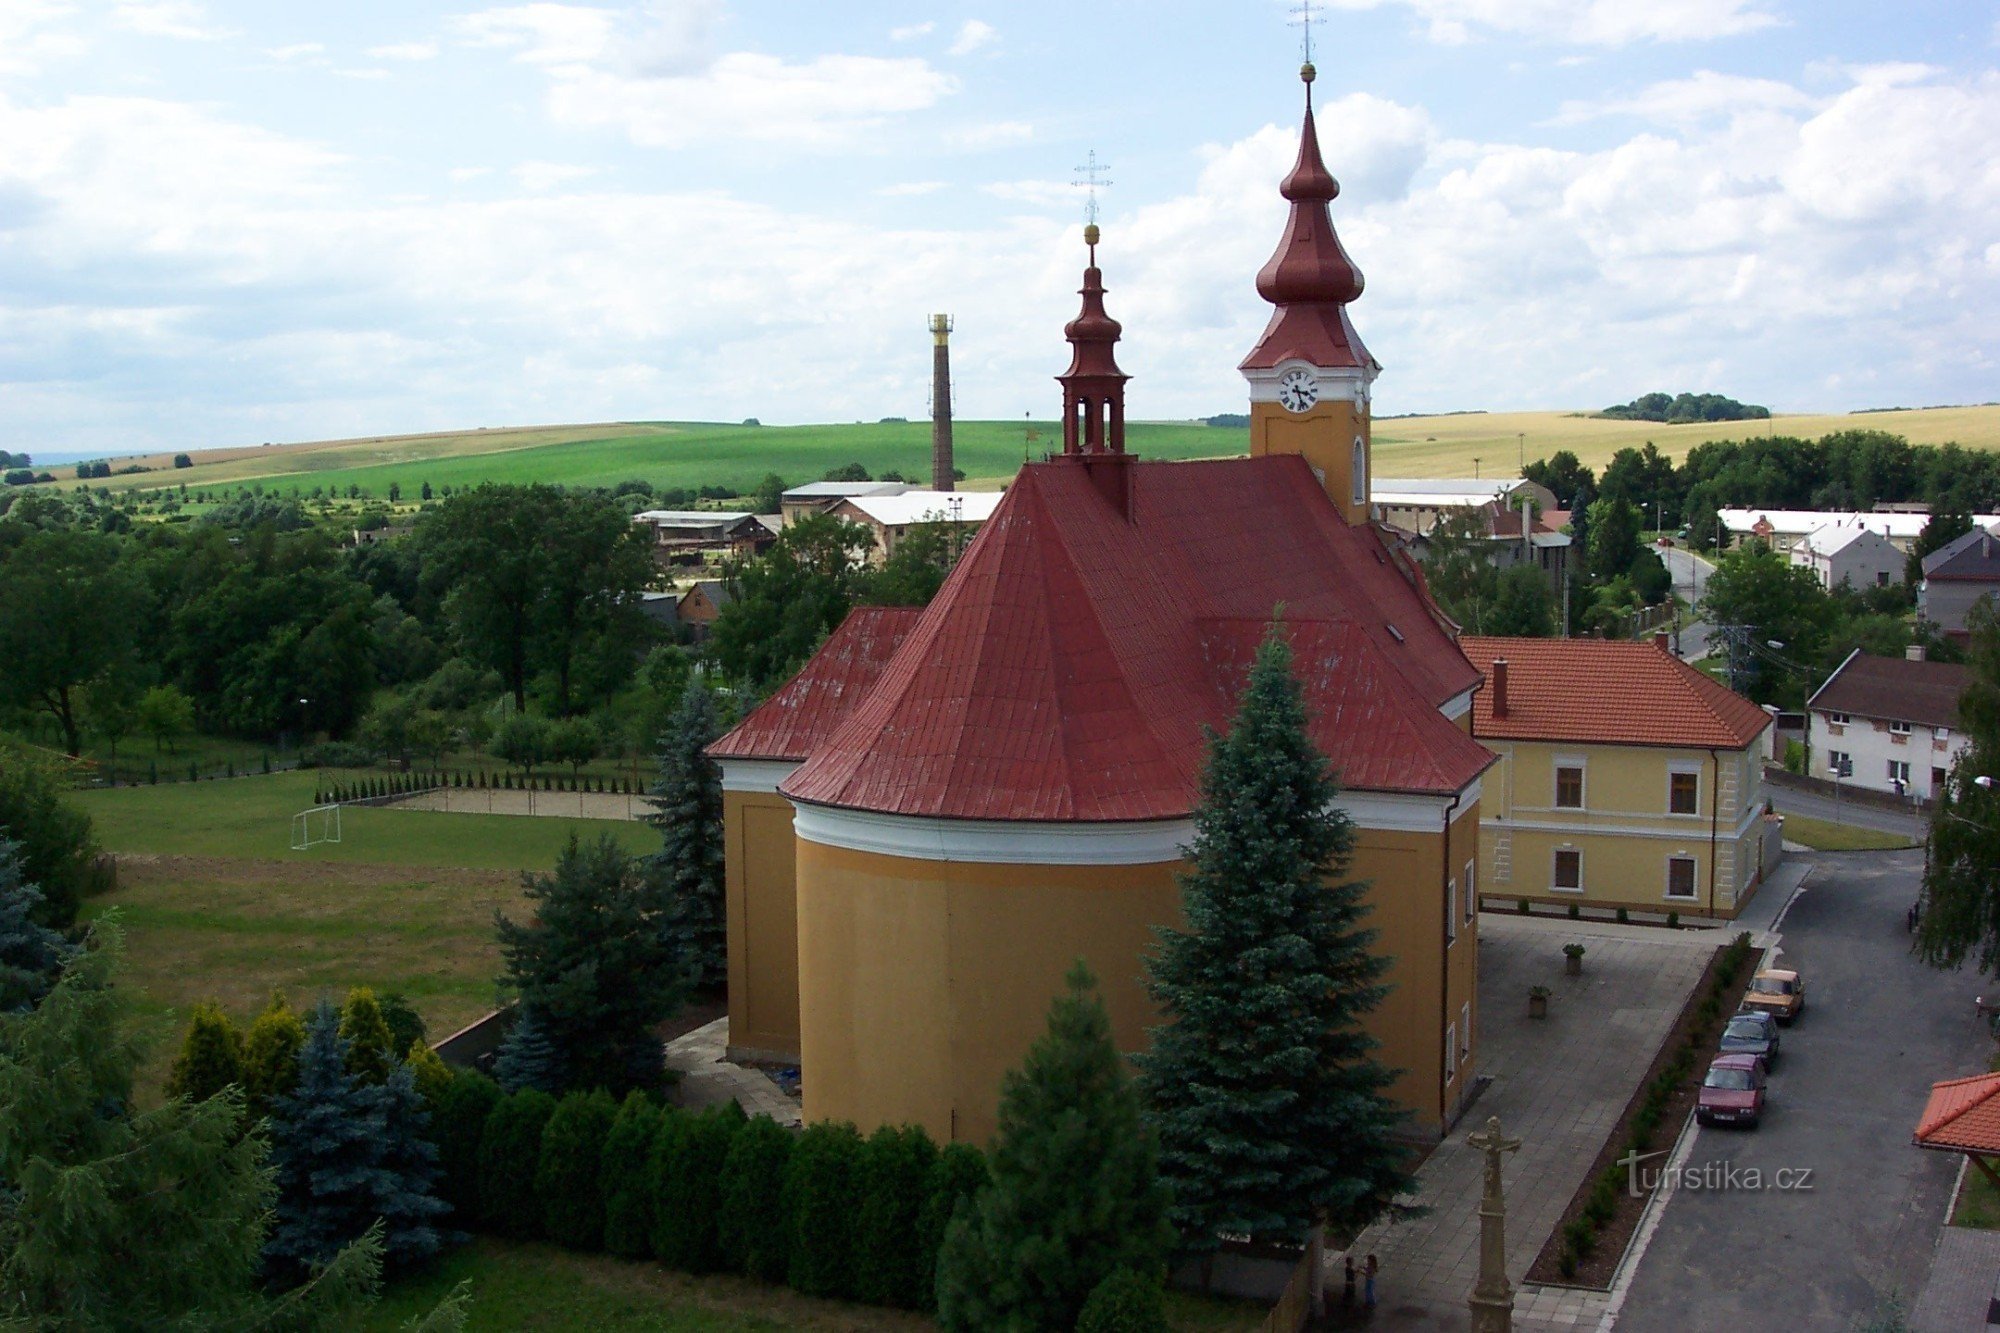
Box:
1779;814;1918;852
72;403;2000;503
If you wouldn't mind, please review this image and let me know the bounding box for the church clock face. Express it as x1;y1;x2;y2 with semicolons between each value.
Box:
1277;368;1319;413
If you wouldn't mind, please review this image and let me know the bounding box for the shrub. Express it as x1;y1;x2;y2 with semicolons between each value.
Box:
338;987;397;1085
650;1103;744;1272
241;992;307;1117
717;1113;794;1280
537;1089;618;1251
1562;1216;1595;1258
1615;907;1629;924
1567;902;1580;920
479;1088;558;1239
784;1120;867;1298
1666;911;1680;929
404;1039;454;1111
917;1143;991;1312
1076;1268;1169;1333
1517;898;1530;915
299;741;375;768
601;1093;666;1259
854;1123;939;1307
164;1001;245;1103
1557;1244;1578;1279
433;1070;502;1226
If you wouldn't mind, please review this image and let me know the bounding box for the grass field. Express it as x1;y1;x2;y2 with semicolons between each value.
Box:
71;403;2000;502
1779;814;1918;852
365;1239;1266;1332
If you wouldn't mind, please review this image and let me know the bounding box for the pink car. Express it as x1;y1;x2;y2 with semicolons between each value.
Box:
1697;1053;1767;1128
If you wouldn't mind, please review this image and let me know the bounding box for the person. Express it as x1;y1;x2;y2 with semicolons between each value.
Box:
1364;1253;1379;1309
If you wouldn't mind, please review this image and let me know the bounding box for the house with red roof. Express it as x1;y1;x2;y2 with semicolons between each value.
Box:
1914;1071;2000;1204
708;64;1496;1145
1459;636;1778;919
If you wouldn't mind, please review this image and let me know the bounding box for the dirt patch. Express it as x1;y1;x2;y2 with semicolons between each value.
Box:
1526;936;1758;1288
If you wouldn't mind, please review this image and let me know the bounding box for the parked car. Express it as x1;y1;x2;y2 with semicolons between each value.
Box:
1697;1054;1767;1128
1742;969;1805;1024
1720;1011;1781;1067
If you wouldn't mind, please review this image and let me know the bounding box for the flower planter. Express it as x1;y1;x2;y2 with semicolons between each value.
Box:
1529;992;1549;1019
1565;955;1582;977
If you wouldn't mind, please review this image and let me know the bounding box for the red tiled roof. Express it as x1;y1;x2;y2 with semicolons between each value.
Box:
775;454;1490;822
1914;1072;2000;1153
1459;636;1772;751
1808;651;1970;732
707;606;922;762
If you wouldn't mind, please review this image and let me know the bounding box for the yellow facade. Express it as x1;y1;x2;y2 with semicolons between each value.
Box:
722;788;803;1064
1476;738;1770;918
1250;395;1371;526
761;802;1481;1146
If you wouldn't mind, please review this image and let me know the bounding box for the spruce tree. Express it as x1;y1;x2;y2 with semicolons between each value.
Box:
1137;626;1410;1257
916;1143;990;1313
242;991;307;1120
853;1123;939;1308
495;836;686;1094
642;682;726;989
935;961;1172;1332
477;1087;557;1239
434;1070;502;1226
372;1062;454;1272
0;837;73;1011
783;1119;865;1299
0;925;380;1327
340;986;398;1085
164;1000;246;1103
492;1003;564;1094
601;1091;667;1258
536;1088;618;1250
716;1111;793;1280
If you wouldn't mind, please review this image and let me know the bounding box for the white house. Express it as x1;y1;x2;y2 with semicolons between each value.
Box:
1372;477;1559;536
1720;508;2000;555
1791;523;1905;590
829;489;1005;560
1807;648;1972;801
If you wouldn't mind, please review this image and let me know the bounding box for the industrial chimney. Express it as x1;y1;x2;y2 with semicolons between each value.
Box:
930;313;955;492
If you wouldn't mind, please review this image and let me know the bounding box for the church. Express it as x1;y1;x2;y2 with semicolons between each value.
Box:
709;64;1493;1146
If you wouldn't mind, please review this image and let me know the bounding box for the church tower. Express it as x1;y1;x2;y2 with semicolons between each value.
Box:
1240;61;1379;525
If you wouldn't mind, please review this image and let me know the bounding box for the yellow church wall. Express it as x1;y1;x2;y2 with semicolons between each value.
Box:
722;789;804;1064
1250;397;1371;524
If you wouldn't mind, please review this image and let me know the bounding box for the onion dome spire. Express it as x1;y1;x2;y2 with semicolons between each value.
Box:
1057;222;1130;456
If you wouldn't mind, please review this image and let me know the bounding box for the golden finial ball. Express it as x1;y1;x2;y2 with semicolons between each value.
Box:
1301;61;1317;84
1084;223;1100;246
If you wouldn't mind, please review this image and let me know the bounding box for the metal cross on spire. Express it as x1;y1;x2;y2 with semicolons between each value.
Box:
1073;149;1112;228
1291;0;1322;66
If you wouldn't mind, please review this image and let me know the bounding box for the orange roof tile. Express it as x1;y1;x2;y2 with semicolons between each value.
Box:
1914;1072;2000;1153
1459;636;1772;751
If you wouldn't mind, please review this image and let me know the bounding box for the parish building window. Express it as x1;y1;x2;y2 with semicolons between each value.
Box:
1553;848;1583;892
1447;878;1458;945
1669;770;1699;815
1464;859;1477;925
1460;1002;1472;1063
1444;1023;1456;1084
1666;856;1697;900
1555;764;1585;809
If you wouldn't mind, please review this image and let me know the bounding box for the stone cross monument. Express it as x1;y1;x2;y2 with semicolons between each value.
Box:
1467;1116;1523;1332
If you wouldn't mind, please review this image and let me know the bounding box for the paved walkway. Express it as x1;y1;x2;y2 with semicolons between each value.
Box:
663;1017;802;1126
1909;1217;2000;1330
1332;915;1717;1329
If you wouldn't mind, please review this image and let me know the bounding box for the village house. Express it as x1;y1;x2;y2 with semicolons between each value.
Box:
778;480;909;525
1790;522;1904;590
1459;635;1778;920
828;488;1004;561
674;580;731;642
1719;507;2000;556
1807;647;1971;801
1920;523;2000;637
630;509;769;567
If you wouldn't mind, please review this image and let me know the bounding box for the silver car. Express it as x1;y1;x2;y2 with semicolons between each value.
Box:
1720;1010;1781;1068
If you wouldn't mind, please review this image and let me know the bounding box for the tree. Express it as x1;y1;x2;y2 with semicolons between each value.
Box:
84;674;138;776
492;1004;564;1095
433;1070;502;1227
495;836;687;1094
710;512;874;690
752;473;788;514
549;714;601;778
166;1000;247;1103
0;839;74;1011
0;925;381;1328
936;961;1173;1331
1920;600;2000;976
0;529;144;755
1139;626;1411;1262
784;1120;866;1298
477;1088;558;1239
493;712;552;779
854;1123;941;1308
601;1091;667;1259
537;1089;618;1250
649;1102;743;1272
173;453;193;468
242;991;308;1120
405;1038;454;1110
716;1112;794;1280
1521;449;1596;514
1699;541;1836;705
1483;565;1558;638
1584;495;1643;583
643;683;726;989
1076;1268;1170;1333
340;985;399;1085
0;747;99;930
863;519;959;607
917;1143;990;1313
379;990;428;1058
136;683;196;753
370;1062;454;1272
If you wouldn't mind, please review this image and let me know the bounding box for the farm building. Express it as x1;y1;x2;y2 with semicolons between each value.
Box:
1372;477;1558;536
631;509;769;565
778;480;909;525
829;488;1004;560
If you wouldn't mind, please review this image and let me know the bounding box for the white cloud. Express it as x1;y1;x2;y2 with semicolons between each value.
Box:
110;1;235;41
334;67;390;81
452;3;618;65
512;160;597;191
948;19;997;56
982;179;1073;208
265;41;325;61
889;20;933;41
878;180;944;196
0;0;85;77
947;119;1033;149
448;166;494;183
367;41;439;61
1321;0;1782;46
1553;70;1819;126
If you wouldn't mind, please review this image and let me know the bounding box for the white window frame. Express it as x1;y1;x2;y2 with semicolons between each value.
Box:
1888;759;1912;785
1552;846;1584;893
1828;750;1852;778
1667;764;1701;817
1444;1022;1456;1084
1460;1002;1471;1063
1351;437;1367;507
1463;859;1477;925
1447;877;1458;945
1938;726;1953;741
1889;720;1912;736
1827;711;1852;726
1665;855;1698;901
1553;756;1587;811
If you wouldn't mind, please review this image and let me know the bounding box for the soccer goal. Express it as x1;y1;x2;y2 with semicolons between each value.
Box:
291;803;343;851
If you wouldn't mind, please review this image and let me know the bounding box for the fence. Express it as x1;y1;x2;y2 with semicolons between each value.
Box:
1262;1230;1323;1332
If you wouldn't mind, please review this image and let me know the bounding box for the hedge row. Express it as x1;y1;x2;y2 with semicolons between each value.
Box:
1556;930;1754;1277
315;770;642;804
432;1076;990;1314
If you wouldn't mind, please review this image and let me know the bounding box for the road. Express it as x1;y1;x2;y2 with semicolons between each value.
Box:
1616;850;1990;1330
1768;785;1928;840
1659;545;1716;661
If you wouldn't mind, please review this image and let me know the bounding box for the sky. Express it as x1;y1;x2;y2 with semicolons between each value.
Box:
2;1;1998;456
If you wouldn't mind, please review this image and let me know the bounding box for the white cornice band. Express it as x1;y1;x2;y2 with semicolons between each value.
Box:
718;758;799;794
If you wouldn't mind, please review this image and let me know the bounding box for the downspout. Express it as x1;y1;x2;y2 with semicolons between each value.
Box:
1708;748;1721;919
1441;787;1465;1124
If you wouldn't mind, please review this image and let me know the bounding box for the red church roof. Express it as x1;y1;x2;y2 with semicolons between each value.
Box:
1914;1072;2000;1153
1459;636;1773;751
708;606;923;762
768;454;1490;822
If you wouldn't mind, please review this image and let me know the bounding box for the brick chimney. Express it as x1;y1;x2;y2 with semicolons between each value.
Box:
1492;658;1509;718
930;313;955;492
1655;631;1670;652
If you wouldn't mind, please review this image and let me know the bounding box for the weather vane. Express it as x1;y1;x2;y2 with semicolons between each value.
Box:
1291;0;1321;66
1073;149;1112;228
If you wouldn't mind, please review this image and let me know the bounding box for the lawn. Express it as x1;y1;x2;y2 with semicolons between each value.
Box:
74;769;653;869
1779;814;1918;852
365;1239;1267;1332
1952;1161;2000;1229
